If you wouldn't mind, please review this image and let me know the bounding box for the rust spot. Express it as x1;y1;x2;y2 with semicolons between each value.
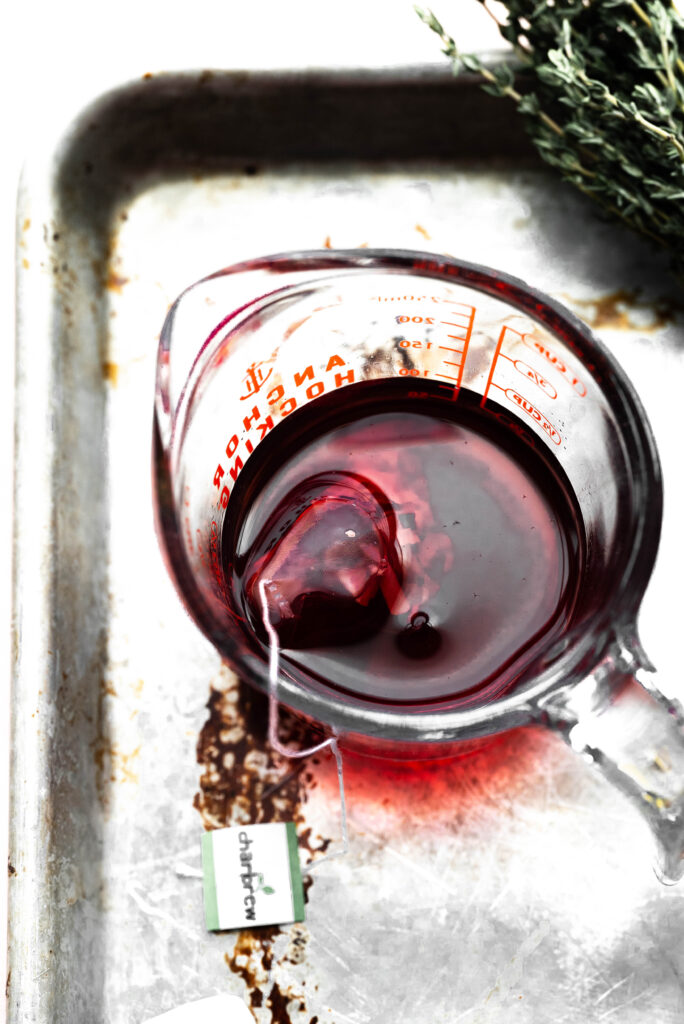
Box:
250;989;263;1009
5;969;10;998
198;70;214;84
143;72;153;81
91;676;143;810
225;928;309;1022
564;289;683;332
415;223;431;240
198;675;327;1018
93;742;141;791
102;362;119;386
7;860;16;877
266;984;293;1022
323;236;332;249
105;270;129;294
225;928;278;990
194;678;325;832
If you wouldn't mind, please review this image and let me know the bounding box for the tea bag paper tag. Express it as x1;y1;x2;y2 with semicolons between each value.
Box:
201;822;305;931
143;994;253;1023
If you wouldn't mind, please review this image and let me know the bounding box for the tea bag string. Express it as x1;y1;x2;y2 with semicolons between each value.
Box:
258;580;349;871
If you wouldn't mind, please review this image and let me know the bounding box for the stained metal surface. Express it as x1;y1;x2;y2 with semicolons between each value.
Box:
11;68;684;1023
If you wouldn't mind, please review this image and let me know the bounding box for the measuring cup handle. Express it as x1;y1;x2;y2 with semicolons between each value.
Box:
538;654;684;884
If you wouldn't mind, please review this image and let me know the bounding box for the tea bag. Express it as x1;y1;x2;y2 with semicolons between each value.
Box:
244;471;403;648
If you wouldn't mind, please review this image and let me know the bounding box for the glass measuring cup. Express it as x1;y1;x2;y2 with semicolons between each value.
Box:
153;249;684;883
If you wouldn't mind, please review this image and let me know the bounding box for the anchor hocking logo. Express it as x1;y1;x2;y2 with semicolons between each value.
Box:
240;360;273;400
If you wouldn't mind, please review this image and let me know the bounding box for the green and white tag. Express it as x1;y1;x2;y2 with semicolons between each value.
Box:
201;822;305;931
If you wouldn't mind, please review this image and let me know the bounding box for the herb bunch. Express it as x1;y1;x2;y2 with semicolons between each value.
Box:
418;1;684;277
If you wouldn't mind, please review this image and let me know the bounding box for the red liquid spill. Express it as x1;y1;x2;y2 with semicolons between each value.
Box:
223;380;583;710
304;726;568;835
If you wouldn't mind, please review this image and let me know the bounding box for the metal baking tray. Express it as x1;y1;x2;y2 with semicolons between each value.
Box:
11;66;684;1023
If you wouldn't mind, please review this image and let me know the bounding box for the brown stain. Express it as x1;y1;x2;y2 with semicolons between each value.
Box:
266;984;294;1022
105;269;129;294
565;289;683;332
194;678;325;831
93;741;141;790
225;928;279;989
196;676;328;1019
225;926;310;1024
91;676;145;811
101;360;120;391
7;860;16;877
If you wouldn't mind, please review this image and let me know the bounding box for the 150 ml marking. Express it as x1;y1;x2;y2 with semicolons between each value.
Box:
391;302;475;391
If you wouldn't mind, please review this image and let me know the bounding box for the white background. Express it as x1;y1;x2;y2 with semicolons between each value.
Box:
0;2;504;1019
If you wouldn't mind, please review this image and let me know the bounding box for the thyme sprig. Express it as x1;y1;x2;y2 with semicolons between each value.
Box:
418;1;684;276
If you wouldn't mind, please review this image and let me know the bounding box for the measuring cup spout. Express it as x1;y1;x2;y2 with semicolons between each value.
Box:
539;643;684;884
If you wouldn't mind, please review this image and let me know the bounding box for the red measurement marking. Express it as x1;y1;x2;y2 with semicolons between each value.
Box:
481;324;508;404
499;352;557;400
521;335;587;397
514;359;556;399
502;387;562;445
434;306;475;389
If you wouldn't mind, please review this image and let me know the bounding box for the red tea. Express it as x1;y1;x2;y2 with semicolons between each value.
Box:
221;379;584;709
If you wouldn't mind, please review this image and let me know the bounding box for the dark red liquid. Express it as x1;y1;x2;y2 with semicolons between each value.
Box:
222;380;584;710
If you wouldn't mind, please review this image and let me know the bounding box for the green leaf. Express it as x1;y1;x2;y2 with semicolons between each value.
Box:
417;0;684;280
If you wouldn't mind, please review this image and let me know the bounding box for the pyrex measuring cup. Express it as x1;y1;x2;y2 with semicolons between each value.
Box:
153;249;684;882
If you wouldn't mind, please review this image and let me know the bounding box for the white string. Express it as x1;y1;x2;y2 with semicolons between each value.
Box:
258;579;349;870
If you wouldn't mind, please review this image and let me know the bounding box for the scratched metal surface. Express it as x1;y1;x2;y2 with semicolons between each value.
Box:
11;68;684;1023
